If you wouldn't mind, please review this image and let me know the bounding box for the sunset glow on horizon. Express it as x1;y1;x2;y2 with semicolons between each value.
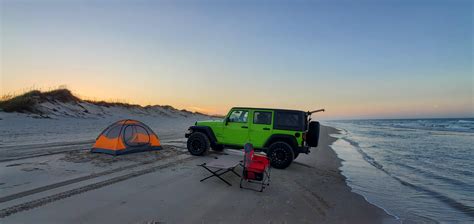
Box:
1;0;472;119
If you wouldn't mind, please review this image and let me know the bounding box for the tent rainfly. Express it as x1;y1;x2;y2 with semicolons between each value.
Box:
91;119;161;155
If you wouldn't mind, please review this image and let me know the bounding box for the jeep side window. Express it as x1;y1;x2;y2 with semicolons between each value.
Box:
274;111;304;131
253;111;272;125
228;110;248;123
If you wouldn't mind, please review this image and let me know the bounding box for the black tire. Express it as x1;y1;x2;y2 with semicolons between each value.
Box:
211;144;224;151
268;142;295;169
187;132;210;156
306;121;320;147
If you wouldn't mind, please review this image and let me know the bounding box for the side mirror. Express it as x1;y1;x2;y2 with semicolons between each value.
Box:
224;117;229;125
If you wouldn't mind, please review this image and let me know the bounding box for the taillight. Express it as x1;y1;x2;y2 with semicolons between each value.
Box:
302;132;307;141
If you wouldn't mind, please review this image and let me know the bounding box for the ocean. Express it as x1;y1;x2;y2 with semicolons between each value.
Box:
325;118;474;223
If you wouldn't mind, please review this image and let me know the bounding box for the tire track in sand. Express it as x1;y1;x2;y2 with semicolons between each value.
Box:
0;147;187;203
0;156;195;218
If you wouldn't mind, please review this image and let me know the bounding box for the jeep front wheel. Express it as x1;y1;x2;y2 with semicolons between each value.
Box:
187;132;210;156
268;142;295;169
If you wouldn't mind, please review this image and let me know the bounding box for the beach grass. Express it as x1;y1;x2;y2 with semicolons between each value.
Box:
0;87;211;116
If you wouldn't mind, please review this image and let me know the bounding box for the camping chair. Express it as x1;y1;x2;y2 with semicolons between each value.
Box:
198;154;242;186
240;143;271;192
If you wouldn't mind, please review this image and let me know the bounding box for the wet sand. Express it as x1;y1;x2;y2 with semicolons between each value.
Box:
0;126;397;223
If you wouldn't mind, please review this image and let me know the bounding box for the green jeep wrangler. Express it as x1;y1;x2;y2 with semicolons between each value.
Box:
185;107;323;169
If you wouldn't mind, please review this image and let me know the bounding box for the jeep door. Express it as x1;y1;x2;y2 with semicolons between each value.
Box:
222;109;250;146
249;110;273;148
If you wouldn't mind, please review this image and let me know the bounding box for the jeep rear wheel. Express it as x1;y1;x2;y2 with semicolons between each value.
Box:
268;142;294;169
187;132;210;156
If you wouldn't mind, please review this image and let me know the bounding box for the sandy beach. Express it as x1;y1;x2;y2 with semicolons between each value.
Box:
0;125;397;223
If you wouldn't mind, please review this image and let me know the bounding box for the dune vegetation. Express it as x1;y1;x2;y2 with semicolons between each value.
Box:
0;88;210;116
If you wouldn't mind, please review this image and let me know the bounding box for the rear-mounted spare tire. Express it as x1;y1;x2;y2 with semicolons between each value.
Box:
187;132;210;156
306;121;320;147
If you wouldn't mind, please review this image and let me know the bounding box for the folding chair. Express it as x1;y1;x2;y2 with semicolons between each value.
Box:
198;154;241;186
240;143;271;192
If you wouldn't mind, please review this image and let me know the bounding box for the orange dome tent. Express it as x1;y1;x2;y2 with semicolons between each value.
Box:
91;119;162;155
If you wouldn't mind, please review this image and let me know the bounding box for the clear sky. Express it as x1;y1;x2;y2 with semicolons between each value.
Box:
1;0;472;119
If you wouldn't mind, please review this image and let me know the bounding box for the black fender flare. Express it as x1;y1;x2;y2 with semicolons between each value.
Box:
188;126;218;145
264;134;298;150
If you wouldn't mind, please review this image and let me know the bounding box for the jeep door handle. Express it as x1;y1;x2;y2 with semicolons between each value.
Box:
263;128;270;130
241;126;248;129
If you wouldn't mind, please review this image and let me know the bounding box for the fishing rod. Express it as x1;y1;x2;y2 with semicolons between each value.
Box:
307;109;325;115
307;109;325;122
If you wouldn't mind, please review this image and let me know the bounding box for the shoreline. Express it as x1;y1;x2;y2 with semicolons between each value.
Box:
323;120;474;223
305;125;398;223
326;125;402;221
323;125;401;222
